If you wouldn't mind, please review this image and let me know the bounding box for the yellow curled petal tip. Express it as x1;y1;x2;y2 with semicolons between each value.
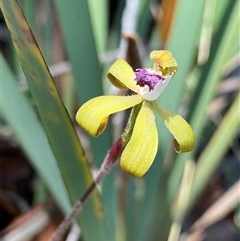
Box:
76;95;142;137
154;103;195;153
170;115;195;153
150;50;178;74
107;59;138;93
120;102;158;177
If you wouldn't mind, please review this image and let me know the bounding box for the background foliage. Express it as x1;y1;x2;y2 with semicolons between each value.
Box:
0;0;239;240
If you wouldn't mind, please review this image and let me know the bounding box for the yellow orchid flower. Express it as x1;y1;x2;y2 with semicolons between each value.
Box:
76;50;195;178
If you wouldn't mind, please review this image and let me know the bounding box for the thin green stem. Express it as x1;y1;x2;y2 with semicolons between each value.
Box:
121;102;142;146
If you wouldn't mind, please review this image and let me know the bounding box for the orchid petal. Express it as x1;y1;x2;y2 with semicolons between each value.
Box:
154;103;195;153
150;50;178;74
140;74;174;101
76;95;142;137
120;102;158;177
107;59;138;93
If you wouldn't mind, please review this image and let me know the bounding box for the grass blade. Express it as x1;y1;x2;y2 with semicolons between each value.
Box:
169;0;239;195
1;53;71;214
54;1;117;238
54;0;112;166
134;1;206;240
188;93;240;208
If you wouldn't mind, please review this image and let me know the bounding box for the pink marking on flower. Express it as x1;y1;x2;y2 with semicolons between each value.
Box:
135;68;165;91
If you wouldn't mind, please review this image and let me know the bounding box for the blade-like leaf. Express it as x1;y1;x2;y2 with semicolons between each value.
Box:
88;0;108;53
169;0;239;197
133;1;206;240
54;0;112;166
54;1;116;238
188;93;240;209
1;53;71;214
1;1;108;240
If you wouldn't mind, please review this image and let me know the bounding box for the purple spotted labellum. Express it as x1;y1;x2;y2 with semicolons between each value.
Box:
135;68;165;91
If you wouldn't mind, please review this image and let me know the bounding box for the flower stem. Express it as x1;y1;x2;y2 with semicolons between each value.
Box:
121;102;142;145
50;104;142;241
